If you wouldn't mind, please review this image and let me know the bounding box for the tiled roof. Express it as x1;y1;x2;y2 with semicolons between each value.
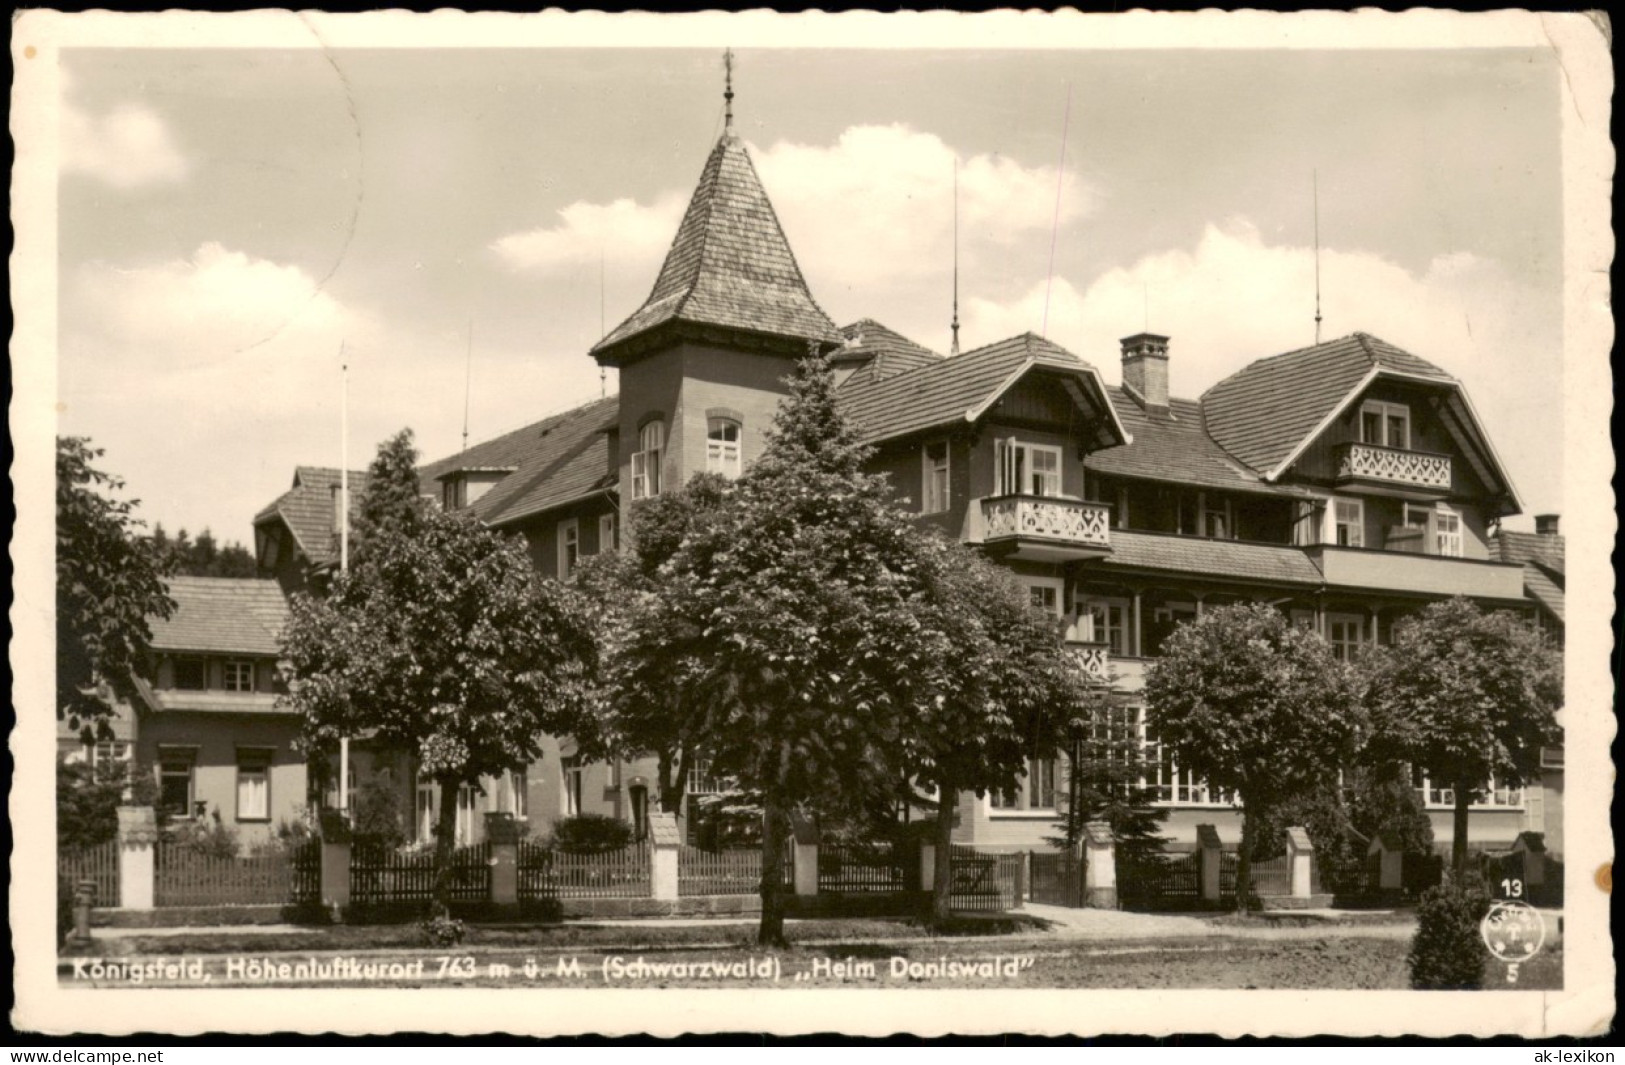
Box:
1201;333;1455;475
1086;389;1308;497
592;134;841;361
835;319;945;387
253;467;370;569
1521;565;1565;625
838;332;1114;445
1098;530;1326;586
418;396;620;528
1491;530;1564;574
150;577;289;655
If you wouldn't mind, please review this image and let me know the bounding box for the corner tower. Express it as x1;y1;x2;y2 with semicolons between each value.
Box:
592;110;842;524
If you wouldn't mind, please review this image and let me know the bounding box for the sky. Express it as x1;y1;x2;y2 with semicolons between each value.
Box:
56;44;1565;542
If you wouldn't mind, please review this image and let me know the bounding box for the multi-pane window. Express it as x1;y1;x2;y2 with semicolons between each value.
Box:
1411;766;1522;809
158;751;196;818
558;519;580;579
631;420;665;500
236;749;273;821
1073;595;1130;655
223;659;255;693
511;769;528;820
1359;400;1411;449
1331;497;1364;547
706;418;742;479
990;757;1057;811
1026;579;1064;622
599;512;617;554
1434;506;1463;557
996;439;1062;497
561;756;585;817
1326;614;1367;663
921;439;950;514
173;657;207;691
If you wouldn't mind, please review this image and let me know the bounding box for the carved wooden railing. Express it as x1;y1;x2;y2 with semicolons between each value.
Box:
1066;641;1110;682
980;495;1111;548
1335;442;1451;491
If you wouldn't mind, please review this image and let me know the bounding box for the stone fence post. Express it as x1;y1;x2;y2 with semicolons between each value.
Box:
649;813;681;902
1082;821;1116;909
1367;831;1403;892
1196;824;1223;904
116;806;158;911
484;812;521;913
1511;831;1547;891
790;812;820;897
1286;826;1314;898
919;844;936;893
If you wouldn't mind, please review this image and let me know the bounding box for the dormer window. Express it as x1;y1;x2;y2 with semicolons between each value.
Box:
706;417;742;479
1359;400;1411;450
632;419;665;500
995;439;1061;497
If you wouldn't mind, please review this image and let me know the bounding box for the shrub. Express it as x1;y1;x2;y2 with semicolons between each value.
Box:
1408;874;1491;989
550;813;633;854
418;914;466;947
169;809;240;859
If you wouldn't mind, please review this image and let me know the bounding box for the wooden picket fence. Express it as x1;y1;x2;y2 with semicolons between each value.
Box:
678;845;778;896
59;839;121;908
819;841;907;894
1120;851;1199;907
350;840;491;905
516;840;651;901
1028;850;1083;907
155;840;310;907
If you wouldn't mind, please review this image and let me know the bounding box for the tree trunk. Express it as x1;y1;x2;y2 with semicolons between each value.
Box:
1451;781;1471;881
1235;806;1254;916
757;796;788;948
432;778;462;919
931;783;958;928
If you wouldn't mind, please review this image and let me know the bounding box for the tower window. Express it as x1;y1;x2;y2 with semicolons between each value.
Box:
707;418;742;479
632;419;665;500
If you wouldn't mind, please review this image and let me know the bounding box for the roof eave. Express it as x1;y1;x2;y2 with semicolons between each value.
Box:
962;357;1133;448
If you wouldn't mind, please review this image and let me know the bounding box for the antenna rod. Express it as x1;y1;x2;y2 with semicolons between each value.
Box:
339;343;349;817
462;319;474;454
600;249;608;398
1313;169;1323;345
951;156;961;357
723;48;735;131
1041;83;1073;340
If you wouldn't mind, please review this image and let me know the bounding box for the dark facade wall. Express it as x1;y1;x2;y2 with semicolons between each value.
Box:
136;712;306;846
511;499;618;581
1292;383;1493;500
867;432;972;539
969;421;1086;500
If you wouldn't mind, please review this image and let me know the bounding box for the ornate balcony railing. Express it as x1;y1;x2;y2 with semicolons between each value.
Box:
1066;641;1110;683
980;495;1111;549
1334;442;1451;491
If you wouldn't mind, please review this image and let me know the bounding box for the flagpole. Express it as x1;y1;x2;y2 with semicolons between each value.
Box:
339;347;350;817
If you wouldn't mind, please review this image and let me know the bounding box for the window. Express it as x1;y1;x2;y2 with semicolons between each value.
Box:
606;760;622;789
921;439;950;514
1202;496;1232;540
511;769;528;820
1359;400;1411;449
158;750;197;818
416;785;436;842
1434;505;1463;557
995;439;1062;497
173;657;207;691
1072;595;1130;655
1331;497;1364;547
456;786;476;845
223;660;255;693
1025;578;1064;620
562;756;585;817
990;757;1058;812
599;512;617;554
1326;614;1367;663
631;420;665;500
236;749;273;821
558;519;580;579
706;418;742;479
1412;766;1522;809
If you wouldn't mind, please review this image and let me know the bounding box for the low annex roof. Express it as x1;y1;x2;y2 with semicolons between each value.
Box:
150;577;290;655
417;395;620;528
1097;530;1327;586
837;332;1126;450
252;467;370;570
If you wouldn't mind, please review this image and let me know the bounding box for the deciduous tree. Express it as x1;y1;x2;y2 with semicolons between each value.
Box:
1144;602;1362;910
1365;597;1561;878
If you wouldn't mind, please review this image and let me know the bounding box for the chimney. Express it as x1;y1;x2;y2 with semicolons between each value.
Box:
1535;513;1560;536
1121;333;1170;409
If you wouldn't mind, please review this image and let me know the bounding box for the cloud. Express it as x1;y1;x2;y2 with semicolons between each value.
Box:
62;98;189;189
490;123;1096;300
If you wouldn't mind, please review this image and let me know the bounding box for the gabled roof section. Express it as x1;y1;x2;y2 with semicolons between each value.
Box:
1086;388;1310;497
592;133;841;364
838;332;1128;450
1491;529;1565;625
252;467;370;569
418;396;620;528
835;319;945;387
1099;530;1326;586
150;577;289;655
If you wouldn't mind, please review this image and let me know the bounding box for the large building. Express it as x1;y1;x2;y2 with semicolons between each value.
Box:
244;103;1561;857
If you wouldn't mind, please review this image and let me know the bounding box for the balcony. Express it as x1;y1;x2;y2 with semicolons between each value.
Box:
970;494;1112;562
1334;442;1452;499
1305;545;1527;601
1066;641;1110;683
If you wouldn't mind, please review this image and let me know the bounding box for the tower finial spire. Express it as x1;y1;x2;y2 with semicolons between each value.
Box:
951;155;960;357
723;48;735;131
1313;169;1323;345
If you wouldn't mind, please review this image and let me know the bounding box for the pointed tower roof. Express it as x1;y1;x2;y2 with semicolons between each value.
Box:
591;132;842;367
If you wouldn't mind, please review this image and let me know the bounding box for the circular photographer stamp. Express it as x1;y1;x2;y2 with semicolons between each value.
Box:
1481;899;1546;982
